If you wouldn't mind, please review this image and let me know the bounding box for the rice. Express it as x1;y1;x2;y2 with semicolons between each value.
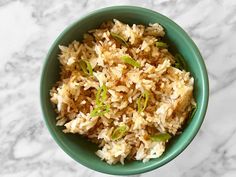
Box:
50;19;196;164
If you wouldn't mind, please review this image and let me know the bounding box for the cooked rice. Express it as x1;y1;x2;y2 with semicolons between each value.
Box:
50;19;195;164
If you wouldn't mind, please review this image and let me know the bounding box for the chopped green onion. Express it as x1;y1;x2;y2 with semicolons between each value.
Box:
79;59;93;76
95;85;107;106
137;97;142;113
150;133;171;142
121;56;141;68
95;86;102;105
86;61;93;76
156;42;168;48
173;54;186;70
137;90;149;113
185;104;197;125
101;85;107;103
91;85;110;117
79;60;87;74
174;62;182;70
111;125;128;140
190;104;197;118
110;32;129;47
90;104;110;117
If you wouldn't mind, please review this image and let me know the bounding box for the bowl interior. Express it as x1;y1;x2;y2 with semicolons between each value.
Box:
41;6;209;175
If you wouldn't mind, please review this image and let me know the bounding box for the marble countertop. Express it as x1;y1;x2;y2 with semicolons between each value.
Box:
1;0;236;177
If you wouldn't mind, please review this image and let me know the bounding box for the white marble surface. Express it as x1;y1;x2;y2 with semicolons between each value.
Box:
0;0;236;176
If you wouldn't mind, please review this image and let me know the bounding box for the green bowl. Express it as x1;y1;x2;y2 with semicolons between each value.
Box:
40;6;209;175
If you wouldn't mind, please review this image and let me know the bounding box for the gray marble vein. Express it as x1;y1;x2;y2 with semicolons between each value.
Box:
0;0;236;176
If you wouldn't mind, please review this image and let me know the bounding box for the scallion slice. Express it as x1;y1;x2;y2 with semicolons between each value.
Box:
90;104;110;117
186;104;197;124
150;133;171;142
110;32;129;47
137;90;149;113
190;104;197;118
111;125;128;140
91;85;110;117
173;54;186;70
79;59;93;76
156;41;168;48
95;85;107;105
121;56;141;68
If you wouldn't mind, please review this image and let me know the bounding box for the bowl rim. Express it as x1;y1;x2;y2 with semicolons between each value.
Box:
40;5;209;175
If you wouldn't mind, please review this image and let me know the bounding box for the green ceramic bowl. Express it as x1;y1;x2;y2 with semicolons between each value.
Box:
40;6;209;175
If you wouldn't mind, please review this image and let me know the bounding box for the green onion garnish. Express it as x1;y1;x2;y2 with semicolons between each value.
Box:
110;32;129;47
95;85;107;105
91;85;110;117
190;104;197;118
111;125;128;140
156;42;168;48
121;56;141;68
173;54;186;70
186;104;197;124
79;59;93;76
137;90;149;113
150;133;171;142
90;104;110;117
101;85;107;103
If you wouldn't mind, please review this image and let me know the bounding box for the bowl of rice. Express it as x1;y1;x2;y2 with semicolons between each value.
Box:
40;6;209;175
